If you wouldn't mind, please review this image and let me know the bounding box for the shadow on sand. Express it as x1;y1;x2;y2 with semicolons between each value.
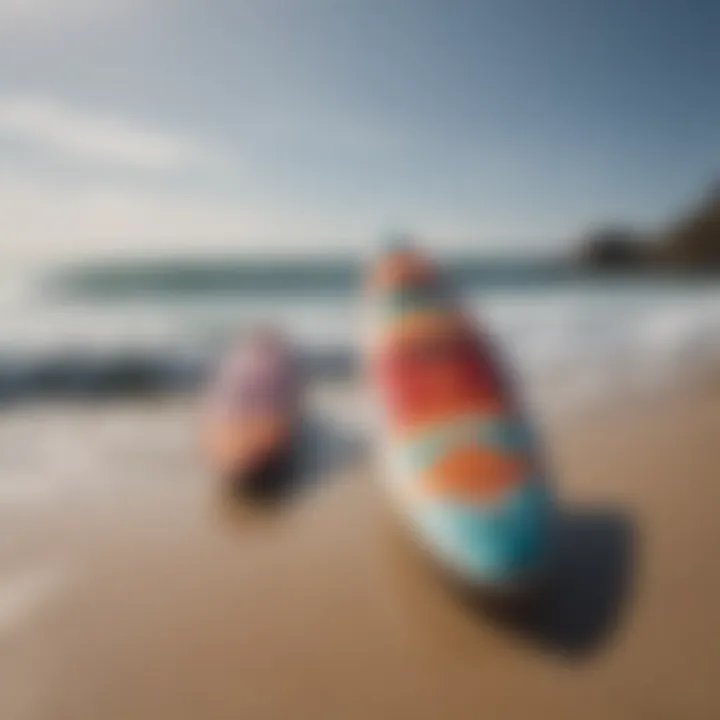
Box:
222;414;366;510
458;507;639;658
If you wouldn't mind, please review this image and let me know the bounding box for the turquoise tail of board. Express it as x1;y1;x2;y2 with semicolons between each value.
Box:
411;483;554;586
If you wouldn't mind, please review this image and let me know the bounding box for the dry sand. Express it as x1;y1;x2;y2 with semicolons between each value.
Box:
1;382;719;719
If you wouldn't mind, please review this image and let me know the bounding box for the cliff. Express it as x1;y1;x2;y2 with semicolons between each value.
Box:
577;182;720;272
661;184;720;269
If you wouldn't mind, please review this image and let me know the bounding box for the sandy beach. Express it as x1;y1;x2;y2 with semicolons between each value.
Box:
1;380;719;720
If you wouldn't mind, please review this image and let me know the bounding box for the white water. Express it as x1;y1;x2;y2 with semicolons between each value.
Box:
478;286;720;412
1;265;718;413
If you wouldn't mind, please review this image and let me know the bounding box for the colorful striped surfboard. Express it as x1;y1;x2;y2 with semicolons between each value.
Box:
363;244;554;590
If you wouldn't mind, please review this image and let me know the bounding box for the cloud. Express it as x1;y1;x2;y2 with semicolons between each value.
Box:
0;0;141;25
0;169;559;264
0;170;358;263
0;96;207;171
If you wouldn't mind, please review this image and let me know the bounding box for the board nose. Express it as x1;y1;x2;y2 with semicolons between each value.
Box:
365;235;439;292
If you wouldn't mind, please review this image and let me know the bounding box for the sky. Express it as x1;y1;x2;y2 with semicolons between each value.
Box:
0;0;718;261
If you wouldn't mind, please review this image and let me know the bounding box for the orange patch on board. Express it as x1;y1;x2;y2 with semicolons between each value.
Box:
423;448;528;499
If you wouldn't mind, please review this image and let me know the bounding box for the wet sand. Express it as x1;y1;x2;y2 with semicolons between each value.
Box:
1;382;719;719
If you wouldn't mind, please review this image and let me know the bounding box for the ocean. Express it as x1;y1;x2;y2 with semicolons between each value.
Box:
1;256;718;413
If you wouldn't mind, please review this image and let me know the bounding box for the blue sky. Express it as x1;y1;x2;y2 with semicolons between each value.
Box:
0;0;718;259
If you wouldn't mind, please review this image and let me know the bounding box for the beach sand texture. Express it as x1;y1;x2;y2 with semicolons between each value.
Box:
1;381;719;719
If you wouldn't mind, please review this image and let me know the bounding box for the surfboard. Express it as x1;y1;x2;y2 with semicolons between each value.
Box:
363;244;555;592
202;328;300;494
